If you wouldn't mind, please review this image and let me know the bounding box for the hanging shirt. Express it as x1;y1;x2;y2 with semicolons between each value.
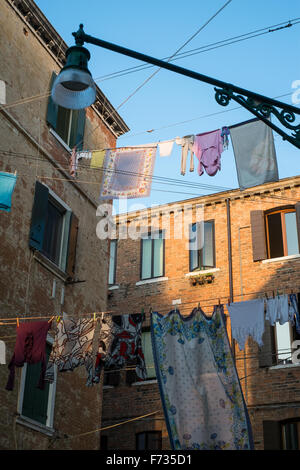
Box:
226;298;265;350
193;130;223;177
151;306;253;450
6;321;51;391
0;171;17;212
92;313;113;384
45;316;98;387
104;313;147;380
289;294;300;334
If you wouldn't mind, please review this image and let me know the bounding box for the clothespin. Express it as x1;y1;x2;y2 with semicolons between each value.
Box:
93;312;96;323
56;315;61;324
16;317;19;328
48;316;55;324
198;301;200;309
14;170;17;176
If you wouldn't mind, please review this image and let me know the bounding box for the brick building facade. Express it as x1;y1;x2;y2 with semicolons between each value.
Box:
102;175;300;450
0;0;128;449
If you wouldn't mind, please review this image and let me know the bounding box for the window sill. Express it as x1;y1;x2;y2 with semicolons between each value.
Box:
185;268;220;277
49;128;72;153
103;385;115;389
136;277;168;286
33;250;69;283
16;415;55;437
269;362;300;370
131;379;157;386
262;254;300;264
108;285;120;291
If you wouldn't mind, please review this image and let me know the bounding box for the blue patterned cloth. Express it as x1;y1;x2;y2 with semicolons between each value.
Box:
0;172;17;212
151;306;254;450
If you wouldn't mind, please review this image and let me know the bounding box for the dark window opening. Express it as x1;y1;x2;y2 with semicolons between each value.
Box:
136;431;162;450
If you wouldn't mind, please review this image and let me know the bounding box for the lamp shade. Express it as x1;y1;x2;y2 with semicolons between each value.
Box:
51;45;96;109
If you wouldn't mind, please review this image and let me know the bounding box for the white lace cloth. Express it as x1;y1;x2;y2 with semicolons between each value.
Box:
227;299;265;350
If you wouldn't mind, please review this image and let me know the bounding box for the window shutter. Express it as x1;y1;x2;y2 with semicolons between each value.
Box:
126;369;137;385
66;213;79;278
46;72;58;130
263;421;282;450
250;210;267;261
295;202;300;252
74;109;86;151
29;181;49;251
258;318;276;368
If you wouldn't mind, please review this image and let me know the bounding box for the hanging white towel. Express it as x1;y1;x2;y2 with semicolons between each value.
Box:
158;140;174;157
227;298;265;350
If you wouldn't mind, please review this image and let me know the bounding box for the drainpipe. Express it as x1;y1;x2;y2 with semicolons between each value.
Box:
226;198;235;359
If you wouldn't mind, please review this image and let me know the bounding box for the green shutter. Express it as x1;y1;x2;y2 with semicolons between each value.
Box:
29;181;49;251
22;344;51;425
46;72;58;130
66;212;79;278
75;108;86;151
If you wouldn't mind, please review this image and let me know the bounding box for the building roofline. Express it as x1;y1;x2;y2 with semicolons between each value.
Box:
114;174;300;223
6;0;130;138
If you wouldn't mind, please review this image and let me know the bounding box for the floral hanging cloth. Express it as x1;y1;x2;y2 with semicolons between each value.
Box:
104;313;147;380
151;306;254;450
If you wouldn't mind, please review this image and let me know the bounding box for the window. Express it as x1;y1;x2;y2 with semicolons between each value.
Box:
263;419;300;450
47;72;86;150
250;205;300;262
282;420;300;450
266;209;299;259
103;370;120;387
108;240;117;285
141;231;164;280
29;181;79;278
100;435;108;450
189;221;215;272
142;330;156;379
19;342;56;428
136;431;162;450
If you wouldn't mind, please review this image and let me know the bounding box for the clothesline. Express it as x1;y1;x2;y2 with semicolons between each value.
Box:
0;286;298;324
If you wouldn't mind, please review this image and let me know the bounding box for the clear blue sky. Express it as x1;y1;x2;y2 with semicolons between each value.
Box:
35;0;300;214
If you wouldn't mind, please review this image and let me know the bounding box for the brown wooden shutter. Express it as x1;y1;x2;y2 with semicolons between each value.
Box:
258;317;276;368
250;210;267;261
66;213;79;278
263;421;282;449
295;202;300;252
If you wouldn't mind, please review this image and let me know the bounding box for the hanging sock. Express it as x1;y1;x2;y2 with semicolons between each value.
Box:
6;321;51;391
0;171;17;212
226;298;265;350
151;306;254;450
158;140;174;157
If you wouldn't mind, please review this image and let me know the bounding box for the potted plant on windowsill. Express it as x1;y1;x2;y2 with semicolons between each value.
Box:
190;272;215;286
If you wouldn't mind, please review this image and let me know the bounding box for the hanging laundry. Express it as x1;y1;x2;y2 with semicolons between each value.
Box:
229;118;279;190
176;135;195;175
0;340;6;364
0;171;17;212
45;316;99;387
92;313;113;384
100;147;157;199
226;298;265;350
289;294;300;334
104;313;147;380
77;150;92;160
69;146;77;178
266;295;289;326
90;150;106;168
6;321;51;391
193;129;223;177
151;306;253;450
158;140;174;157
221;127;230;150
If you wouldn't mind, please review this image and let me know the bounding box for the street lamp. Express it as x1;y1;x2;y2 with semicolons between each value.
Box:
52;24;300;150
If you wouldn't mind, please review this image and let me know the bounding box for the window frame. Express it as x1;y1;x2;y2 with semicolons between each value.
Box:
108;239;118;286
265;206;299;259
136;431;162;450
140;230;165;281
17;336;57;431
141;329;156;380
281;419;300;450
189;220;215;272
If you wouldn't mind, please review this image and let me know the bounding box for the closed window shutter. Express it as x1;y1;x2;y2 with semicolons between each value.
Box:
263;421;282;449
70;109;85;151
258;318;276;368
29;181;49;251
66;213;79;278
295;202;300;252
250;210;267;261
22;344;51;425
46;72;58;130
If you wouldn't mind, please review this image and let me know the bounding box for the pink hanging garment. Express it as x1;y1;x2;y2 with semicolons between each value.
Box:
193;129;224;176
